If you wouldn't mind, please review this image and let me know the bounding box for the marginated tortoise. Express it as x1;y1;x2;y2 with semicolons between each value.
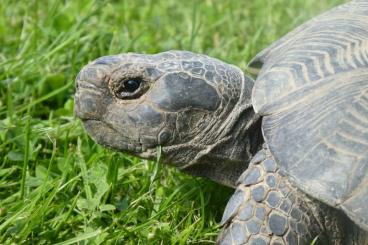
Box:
74;1;368;244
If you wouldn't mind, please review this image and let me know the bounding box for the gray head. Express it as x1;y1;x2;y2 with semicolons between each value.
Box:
74;51;262;187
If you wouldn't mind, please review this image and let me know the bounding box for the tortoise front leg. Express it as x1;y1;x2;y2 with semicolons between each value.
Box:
217;147;345;245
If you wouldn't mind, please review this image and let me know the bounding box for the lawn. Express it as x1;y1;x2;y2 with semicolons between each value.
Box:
0;0;345;244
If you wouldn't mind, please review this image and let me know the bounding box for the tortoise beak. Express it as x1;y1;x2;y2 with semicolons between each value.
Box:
74;81;102;121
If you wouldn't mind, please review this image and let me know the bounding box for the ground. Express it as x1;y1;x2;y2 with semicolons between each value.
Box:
0;0;345;244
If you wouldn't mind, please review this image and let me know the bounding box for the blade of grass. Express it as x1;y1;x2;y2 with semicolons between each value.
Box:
20;100;32;199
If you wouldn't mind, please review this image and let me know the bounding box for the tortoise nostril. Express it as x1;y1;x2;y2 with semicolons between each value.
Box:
75;79;82;91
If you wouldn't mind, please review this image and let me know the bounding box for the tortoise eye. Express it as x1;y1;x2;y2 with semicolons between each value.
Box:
114;78;147;100
123;79;141;93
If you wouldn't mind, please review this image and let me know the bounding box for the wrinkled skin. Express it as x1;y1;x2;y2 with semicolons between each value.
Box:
75;51;262;187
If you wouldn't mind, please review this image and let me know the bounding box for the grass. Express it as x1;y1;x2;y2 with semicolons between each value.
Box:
0;0;345;244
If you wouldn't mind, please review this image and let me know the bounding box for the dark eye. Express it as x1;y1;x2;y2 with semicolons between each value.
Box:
124;79;141;93
114;78;147;100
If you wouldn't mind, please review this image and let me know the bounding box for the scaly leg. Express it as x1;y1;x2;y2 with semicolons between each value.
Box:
217;147;347;245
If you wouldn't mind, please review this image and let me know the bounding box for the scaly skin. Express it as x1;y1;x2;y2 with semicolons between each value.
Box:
219;147;368;245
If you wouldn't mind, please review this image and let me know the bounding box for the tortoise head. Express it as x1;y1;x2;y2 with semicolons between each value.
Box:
75;51;262;186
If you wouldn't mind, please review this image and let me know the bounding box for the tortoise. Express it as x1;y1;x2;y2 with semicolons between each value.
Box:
74;1;368;244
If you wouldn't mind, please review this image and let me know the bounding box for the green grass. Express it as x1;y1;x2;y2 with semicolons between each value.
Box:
0;0;345;244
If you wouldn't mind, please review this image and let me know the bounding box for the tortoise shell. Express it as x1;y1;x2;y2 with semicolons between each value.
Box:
251;0;368;230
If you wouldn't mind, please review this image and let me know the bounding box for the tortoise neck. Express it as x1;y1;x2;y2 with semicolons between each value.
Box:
181;107;263;187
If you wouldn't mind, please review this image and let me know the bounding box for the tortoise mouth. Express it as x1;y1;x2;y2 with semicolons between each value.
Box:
82;119;140;153
81;118;159;159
